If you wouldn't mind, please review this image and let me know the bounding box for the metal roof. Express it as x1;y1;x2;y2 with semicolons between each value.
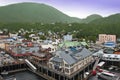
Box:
52;47;92;65
51;57;63;63
59;51;76;65
74;48;93;60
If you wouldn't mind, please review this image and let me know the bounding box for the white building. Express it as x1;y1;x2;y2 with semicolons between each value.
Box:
102;54;120;61
9;33;18;37
48;47;93;75
93;49;120;61
63;34;72;41
40;44;57;53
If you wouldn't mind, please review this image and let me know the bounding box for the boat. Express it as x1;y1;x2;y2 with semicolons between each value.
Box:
1;70;8;75
98;72;120;80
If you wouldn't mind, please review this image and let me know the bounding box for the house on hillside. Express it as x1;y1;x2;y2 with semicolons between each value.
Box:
40;43;57;53
63;34;72;41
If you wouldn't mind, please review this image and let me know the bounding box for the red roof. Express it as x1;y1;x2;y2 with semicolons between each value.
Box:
22;40;31;42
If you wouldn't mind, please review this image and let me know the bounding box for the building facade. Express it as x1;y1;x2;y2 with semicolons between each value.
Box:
99;34;116;43
48;47;93;75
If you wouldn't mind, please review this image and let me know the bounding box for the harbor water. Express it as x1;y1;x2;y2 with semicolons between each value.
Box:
3;70;46;80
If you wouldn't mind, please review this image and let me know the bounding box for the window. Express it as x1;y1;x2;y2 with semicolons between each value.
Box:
70;64;74;67
70;68;74;73
65;68;69;73
65;64;69;67
116;58;119;60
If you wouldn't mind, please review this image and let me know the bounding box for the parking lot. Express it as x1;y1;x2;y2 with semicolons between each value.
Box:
88;64;120;80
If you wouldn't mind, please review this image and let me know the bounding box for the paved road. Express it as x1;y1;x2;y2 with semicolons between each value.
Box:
88;74;104;80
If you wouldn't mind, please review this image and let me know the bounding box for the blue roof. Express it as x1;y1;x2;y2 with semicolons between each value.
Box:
6;38;15;40
104;42;116;47
69;47;77;52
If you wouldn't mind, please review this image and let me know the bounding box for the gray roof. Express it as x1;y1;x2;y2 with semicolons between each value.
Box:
52;47;92;65
51;57;63;63
32;53;45;57
58;51;76;65
74;48;93;60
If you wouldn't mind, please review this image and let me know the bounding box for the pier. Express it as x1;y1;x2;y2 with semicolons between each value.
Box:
0;63;27;73
29;60;95;80
0;62;28;80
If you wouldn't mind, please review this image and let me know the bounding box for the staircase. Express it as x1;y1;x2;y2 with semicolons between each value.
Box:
93;58;100;71
25;59;37;72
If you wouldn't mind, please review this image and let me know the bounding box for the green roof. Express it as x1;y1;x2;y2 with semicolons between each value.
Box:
59;41;80;47
59;41;88;47
81;42;88;46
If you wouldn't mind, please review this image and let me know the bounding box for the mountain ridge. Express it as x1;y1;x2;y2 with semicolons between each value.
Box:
90;13;120;24
0;2;80;23
0;2;104;23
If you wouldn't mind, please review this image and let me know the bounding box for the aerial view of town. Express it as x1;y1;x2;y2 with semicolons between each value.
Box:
0;0;120;80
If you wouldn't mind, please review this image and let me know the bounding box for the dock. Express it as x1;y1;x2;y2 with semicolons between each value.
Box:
29;60;95;80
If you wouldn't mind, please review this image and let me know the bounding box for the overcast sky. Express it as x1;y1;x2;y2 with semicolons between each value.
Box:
0;0;120;18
